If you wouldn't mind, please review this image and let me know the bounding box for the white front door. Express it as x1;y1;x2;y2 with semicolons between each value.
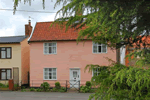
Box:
70;69;80;88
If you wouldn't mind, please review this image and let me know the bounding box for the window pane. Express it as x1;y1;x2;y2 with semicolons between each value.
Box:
49;47;52;53
1;48;5;50
1;51;6;58
52;47;56;54
7;48;11;58
44;68;49;72
52;43;56;47
44;47;48;54
93;46;97;53
1;69;5;71
93;42;97;46
98;46;101;53
44;72;48;76
53;68;56;72
44;43;48;46
49;73;52;79
1;72;6;79
49;43;52;46
102;44;107;53
53;72;56;76
49;68;52;72
45;76;48;79
73;71;77;77
7;70;11;79
53;75;56;79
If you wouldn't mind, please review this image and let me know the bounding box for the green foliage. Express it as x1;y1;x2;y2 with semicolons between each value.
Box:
126;49;150;68
36;88;42;92
80;85;92;93
59;87;66;92
52;87;58;92
0;83;4;87
21;86;25;89
14;84;19;88
0;83;9;88
55;82;61;89
86;81;91;87
21;89;26;92
41;82;50;91
29;88;35;91
86;62;150;100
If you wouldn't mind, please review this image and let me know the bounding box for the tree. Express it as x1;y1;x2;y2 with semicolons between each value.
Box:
13;0;150;99
13;0;150;62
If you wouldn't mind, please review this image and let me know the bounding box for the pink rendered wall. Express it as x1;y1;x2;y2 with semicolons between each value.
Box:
30;40;116;87
21;38;30;84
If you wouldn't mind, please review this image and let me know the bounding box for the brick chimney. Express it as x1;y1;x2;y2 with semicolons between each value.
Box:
25;19;32;36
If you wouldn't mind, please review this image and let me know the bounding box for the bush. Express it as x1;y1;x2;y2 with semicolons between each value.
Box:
36;88;42;92
21;89;26;92
86;81;92;87
59;87;66;92
52;87;58;92
55;82;61;89
14;84;19;88
30;88;35;91
41;82;50;91
80;85;91;93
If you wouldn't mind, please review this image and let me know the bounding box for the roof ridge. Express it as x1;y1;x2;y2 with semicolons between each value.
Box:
0;35;26;38
36;21;54;23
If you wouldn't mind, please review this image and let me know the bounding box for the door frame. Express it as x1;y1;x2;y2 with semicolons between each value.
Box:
69;68;81;81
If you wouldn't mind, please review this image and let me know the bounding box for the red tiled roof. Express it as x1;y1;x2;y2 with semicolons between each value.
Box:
128;36;150;48
29;21;87;42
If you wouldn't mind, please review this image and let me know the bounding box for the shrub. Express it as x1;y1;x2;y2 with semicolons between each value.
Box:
14;84;19;88
86;81;92;87
36;88;42;92
30;88;35;91
80;86;91;93
21;86;25;89
52;87;58;92
59;87;66;92
41;82;50;91
55;82;61;89
21;89;26;92
0;83;4;87
6;84;9;88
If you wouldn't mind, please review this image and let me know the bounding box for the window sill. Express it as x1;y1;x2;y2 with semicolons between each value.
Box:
44;53;57;55
43;79;57;81
92;52;107;54
0;79;10;81
0;58;12;59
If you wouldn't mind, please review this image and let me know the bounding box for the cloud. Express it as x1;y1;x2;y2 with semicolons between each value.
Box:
0;0;62;37
0;26;16;36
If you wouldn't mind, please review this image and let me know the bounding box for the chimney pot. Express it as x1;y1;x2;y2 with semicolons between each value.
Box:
29;20;31;26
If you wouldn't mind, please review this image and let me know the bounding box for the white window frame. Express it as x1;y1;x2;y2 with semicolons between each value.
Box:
92;41;107;54
43;42;57;55
92;68;101;77
43;68;57;80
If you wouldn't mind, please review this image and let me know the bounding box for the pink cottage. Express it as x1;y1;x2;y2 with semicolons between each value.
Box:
28;21;117;88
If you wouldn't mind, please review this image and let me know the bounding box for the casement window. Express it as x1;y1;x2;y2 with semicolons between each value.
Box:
0;47;12;59
92;68;101;76
0;69;12;80
44;68;57;80
44;43;57;54
93;42;107;53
